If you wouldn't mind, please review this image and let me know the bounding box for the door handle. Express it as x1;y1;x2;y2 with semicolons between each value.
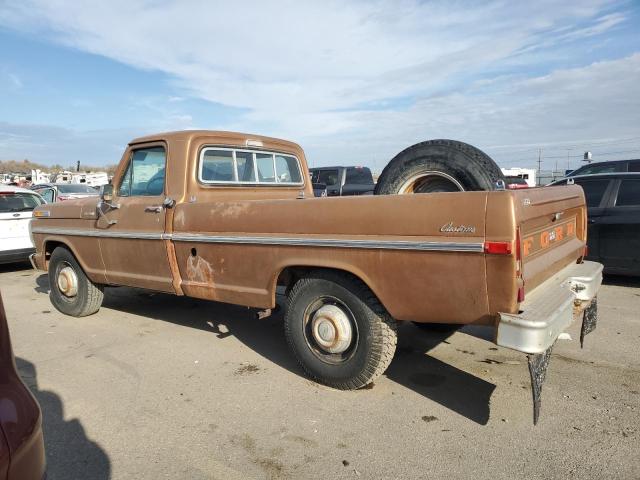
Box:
588;219;597;224
144;205;163;213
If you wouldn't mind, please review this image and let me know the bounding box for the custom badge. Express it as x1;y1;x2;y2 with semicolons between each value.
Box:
440;222;476;234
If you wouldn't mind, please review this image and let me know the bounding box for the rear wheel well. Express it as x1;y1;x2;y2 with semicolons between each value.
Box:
276;266;382;305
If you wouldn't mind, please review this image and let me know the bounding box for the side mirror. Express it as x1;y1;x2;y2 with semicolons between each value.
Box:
100;184;114;202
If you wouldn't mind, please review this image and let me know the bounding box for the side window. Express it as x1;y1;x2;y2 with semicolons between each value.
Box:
275;154;302;183
576;179;610;208
628;161;640;173
118;162;132;197
118;146;166;196
40;189;55;203
615;179;640;206
318;169;340;186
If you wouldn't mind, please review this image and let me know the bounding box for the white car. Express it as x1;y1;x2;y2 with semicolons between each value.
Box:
0;185;46;264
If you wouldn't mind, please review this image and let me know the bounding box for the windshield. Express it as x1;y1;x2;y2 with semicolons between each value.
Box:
57;184;99;194
0;192;45;212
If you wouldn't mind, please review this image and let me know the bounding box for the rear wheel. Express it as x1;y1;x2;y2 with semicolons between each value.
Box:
284;271;397;390
374;139;504;195
49;247;104;317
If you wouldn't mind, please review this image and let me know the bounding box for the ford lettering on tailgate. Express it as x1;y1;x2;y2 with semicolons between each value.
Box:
522;217;576;257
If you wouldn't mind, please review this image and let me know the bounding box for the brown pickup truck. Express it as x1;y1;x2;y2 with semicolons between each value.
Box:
29;131;602;423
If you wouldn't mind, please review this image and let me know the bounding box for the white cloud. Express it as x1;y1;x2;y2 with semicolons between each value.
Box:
0;0;636;169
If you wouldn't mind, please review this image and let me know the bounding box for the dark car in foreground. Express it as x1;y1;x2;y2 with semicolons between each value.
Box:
30;183;99;203
310;166;375;196
0;292;46;479
550;172;640;276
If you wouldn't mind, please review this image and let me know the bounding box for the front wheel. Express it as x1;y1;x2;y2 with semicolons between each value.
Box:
284;271;397;390
48;246;104;317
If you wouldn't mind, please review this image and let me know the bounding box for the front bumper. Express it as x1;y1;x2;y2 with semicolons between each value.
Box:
0;248;35;265
497;260;603;354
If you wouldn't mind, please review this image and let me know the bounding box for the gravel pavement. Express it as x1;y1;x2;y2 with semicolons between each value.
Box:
1;262;638;480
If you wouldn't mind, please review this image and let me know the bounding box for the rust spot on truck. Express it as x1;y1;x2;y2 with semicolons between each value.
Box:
186;252;215;284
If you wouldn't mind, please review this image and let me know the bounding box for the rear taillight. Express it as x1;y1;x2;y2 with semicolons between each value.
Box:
483;241;512;255
57;195;69;201
515;227;522;275
516;227;525;303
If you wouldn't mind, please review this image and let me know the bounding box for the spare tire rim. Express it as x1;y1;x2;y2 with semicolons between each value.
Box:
398;171;464;194
303;296;358;365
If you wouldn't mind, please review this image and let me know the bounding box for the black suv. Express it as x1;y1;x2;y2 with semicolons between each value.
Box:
550;173;640;276
567;158;640;177
310;166;375;196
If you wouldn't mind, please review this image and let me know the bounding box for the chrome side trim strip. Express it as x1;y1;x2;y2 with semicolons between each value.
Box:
31;227;163;240
31;227;484;252
171;233;484;252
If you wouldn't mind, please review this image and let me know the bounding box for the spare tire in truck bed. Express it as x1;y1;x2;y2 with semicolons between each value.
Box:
374;139;505;194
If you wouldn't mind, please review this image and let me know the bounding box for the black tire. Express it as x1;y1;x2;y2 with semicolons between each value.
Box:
284;271;397;390
49;246;104;317
374;139;505;195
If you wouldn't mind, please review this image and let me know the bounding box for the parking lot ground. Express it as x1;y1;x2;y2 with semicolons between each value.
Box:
1;262;638;480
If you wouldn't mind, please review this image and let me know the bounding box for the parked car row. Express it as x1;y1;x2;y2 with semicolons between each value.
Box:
310;166;375;196
31;183;99;203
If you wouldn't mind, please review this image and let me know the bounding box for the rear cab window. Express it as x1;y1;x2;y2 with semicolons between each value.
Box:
345;167;373;185
0;192;45;213
199;148;303;186
316;169;340;186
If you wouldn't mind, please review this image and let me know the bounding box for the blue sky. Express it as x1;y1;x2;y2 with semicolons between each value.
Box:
1;0;639;171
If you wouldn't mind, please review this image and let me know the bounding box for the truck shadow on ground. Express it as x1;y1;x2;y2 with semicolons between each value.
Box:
35;273;50;294
98;286;496;425
16;357;111;480
603;274;640;288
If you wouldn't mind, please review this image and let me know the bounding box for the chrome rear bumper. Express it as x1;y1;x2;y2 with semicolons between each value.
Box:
497;261;603;354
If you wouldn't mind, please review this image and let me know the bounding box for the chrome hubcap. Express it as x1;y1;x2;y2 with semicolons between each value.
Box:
57;266;78;297
311;304;353;354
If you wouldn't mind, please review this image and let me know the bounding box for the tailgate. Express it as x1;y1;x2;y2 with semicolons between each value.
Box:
513;185;586;294
0;213;33;239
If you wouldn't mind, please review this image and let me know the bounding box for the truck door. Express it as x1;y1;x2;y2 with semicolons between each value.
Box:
97;143;174;292
598;178;640;274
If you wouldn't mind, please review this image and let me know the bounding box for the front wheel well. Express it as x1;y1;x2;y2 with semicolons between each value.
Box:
43;240;68;266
